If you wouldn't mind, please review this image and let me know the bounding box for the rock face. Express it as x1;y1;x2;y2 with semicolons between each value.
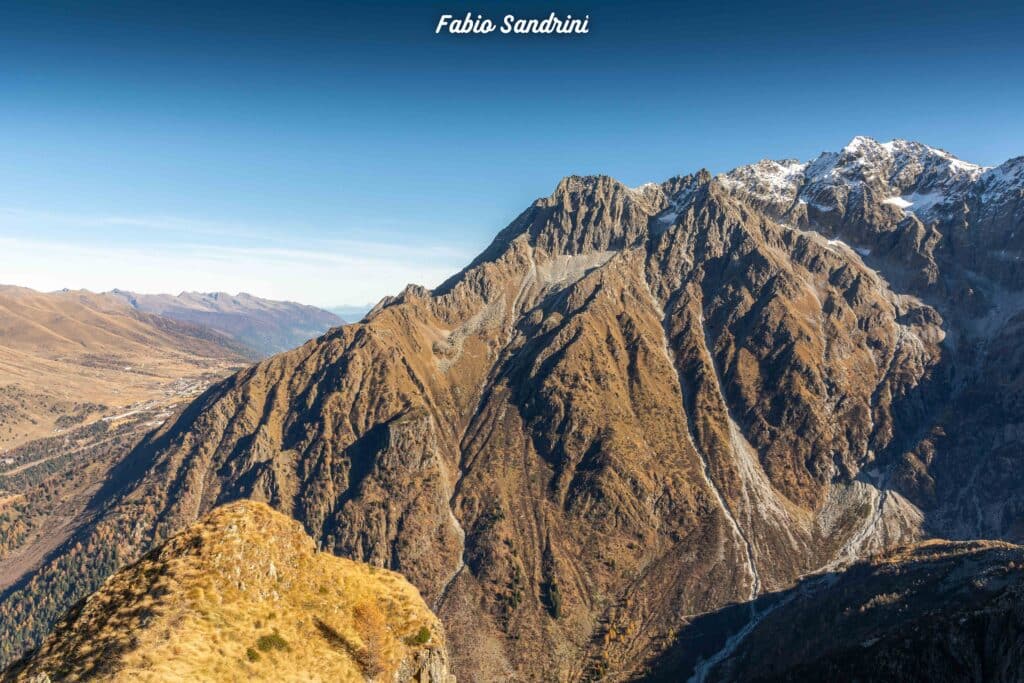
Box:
1;137;1021;681
3;500;454;683
109;290;343;358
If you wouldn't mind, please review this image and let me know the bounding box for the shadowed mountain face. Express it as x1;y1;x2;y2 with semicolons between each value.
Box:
643;540;1024;683
1;137;1022;680
109;290;343;358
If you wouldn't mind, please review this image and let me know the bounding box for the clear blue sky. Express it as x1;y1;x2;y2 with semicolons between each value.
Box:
1;0;1023;307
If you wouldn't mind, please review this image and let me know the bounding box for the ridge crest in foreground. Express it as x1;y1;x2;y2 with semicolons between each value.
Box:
5;501;454;683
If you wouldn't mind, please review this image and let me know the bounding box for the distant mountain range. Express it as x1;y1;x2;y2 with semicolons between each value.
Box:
2;137;1023;680
0;285;343;449
109;290;343;358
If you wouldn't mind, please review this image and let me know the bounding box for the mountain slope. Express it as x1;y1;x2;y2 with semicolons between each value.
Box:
0;286;246;658
1;137;1021;680
4;500;453;682
646;539;1024;682
109;290;343;358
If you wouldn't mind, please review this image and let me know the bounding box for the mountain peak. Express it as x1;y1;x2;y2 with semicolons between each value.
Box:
841;135;932;156
459;172;660;262
841;134;881;153
838;135;983;173
712;135;996;225
552;173;622;194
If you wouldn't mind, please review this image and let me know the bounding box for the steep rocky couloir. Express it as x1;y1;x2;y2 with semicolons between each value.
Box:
0;137;1021;681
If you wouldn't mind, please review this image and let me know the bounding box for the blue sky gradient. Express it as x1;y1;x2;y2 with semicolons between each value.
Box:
1;0;1023;306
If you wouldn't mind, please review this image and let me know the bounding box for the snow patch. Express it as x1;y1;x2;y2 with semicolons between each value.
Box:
882;196;913;209
806;200;836;212
652;181;702;233
901;191;947;214
826;238;872;260
630;181;658;194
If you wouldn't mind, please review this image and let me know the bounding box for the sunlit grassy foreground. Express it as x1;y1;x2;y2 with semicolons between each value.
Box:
9;500;450;682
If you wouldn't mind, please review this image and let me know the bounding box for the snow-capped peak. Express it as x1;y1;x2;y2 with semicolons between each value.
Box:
720;158;808;187
978;156;1024;204
840;137;985;178
717;158;807;204
702;136;1011;229
674;138;1018;236
842;135;877;154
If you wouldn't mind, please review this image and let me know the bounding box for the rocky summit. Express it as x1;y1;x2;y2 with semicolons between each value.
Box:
1;137;1022;681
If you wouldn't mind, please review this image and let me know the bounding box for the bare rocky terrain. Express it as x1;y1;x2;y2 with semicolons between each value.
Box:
1;137;1022;680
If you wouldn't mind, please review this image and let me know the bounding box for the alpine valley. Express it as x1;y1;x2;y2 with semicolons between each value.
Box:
3;136;1024;682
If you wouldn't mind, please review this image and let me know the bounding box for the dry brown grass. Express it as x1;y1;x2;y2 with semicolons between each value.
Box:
11;501;447;682
0;285;243;450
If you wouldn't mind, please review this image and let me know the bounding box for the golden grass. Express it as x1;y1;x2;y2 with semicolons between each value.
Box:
14;501;445;682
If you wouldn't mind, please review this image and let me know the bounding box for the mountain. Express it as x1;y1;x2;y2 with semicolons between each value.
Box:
4;500;454;682
1;137;1021;680
109;290;343;358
